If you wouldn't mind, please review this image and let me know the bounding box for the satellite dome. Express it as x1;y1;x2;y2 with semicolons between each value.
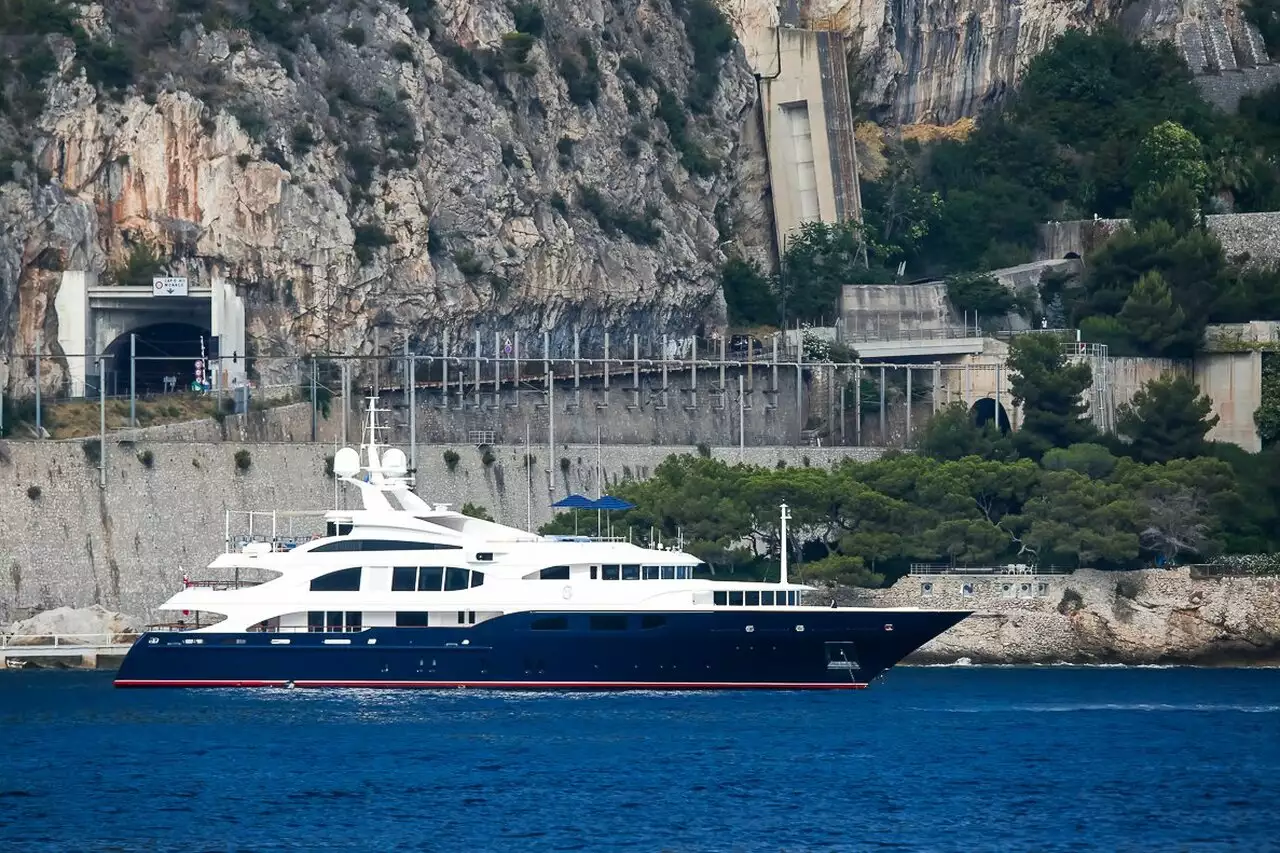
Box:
332;447;361;478
382;448;408;476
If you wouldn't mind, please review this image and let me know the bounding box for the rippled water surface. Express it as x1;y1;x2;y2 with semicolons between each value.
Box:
1;667;1278;852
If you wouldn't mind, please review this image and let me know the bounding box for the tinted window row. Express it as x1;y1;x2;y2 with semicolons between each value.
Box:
392;566;484;591
596;565;694;581
395;611;478;627
307;610;363;631
713;590;799;607
531;614;667;631
312;539;461;553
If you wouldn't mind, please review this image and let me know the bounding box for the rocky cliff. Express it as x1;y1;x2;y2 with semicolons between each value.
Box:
0;0;772;391
839;567;1280;665
728;0;1272;125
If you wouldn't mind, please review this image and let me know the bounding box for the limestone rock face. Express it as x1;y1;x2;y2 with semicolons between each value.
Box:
729;0;1266;125
0;0;770;387
838;568;1280;664
7;604;143;644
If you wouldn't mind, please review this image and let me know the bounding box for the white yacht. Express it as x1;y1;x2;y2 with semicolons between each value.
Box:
115;402;969;690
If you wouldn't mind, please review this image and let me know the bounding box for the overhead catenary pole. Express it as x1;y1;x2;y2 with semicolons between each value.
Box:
310;356;318;442
129;333;136;427
98;353;106;489
409;352;417;476
341;359;349;444
441;329;449;409
34;330;41;438
738;373;745;462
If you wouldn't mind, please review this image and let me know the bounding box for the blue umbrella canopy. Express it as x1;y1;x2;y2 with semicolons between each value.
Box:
593;495;635;511
552;494;596;509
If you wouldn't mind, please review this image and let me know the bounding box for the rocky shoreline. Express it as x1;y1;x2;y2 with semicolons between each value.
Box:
836;567;1280;667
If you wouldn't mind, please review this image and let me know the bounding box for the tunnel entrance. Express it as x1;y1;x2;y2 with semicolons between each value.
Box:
971;398;1011;434
104;322;213;395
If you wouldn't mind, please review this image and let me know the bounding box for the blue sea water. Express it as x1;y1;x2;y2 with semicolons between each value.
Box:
0;667;1277;853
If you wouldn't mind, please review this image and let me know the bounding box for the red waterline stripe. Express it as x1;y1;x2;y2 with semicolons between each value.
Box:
114;679;868;690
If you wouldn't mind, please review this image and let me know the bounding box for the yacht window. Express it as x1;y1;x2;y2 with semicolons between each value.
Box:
589;614;627;631
777;592;788;607
660;566;676;580
346;611;362;630
310;567;362;592
729;591;744;606
476;552;493;561
457;611;466;625
418;566;444;591
325;611;345;631
307;611;325;632
391;567;417;591
787;591;797;606
622;564;640;580
681;567;692;579
445;567;470;591
590;567;598;580
470;572;485;588
641;615;666;630
761;590;775;606
643;566;659;580
312;539;461;553
539;566;571;580
467;611;476;625
746;591;760;606
602;565;620;581
713;591;727;606
531;616;569;630
396;611;429;627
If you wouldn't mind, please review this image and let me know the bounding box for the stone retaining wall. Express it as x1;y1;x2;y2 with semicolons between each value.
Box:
0;439;885;620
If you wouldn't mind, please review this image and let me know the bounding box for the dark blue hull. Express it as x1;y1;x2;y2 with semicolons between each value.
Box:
115;608;969;689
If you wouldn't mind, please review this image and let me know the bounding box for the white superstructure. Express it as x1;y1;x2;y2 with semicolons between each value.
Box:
160;401;812;634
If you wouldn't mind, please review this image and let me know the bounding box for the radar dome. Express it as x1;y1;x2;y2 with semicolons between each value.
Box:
333;447;361;478
382;448;408;476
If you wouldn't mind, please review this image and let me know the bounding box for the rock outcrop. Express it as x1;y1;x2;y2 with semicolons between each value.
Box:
0;0;771;392
6;604;142;644
838;568;1280;665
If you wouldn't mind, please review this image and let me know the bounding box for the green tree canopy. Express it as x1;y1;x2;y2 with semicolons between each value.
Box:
1116;374;1220;463
535;443;1261;580
1007;333;1096;457
1118;271;1187;356
1130;121;1209;199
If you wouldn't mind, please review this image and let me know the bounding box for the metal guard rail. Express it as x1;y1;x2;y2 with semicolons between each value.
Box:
908;564;1074;576
2;632;138;648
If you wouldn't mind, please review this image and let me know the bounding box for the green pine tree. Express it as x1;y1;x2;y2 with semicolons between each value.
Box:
1116;374;1220;464
1118;271;1187;357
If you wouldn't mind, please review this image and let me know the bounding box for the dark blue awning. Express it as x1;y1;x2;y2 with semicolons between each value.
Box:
593;496;635;511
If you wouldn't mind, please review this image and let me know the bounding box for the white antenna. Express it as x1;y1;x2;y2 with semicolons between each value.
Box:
779;503;791;586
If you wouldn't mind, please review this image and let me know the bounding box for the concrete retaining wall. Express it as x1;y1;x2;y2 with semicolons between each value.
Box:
0;440;886;620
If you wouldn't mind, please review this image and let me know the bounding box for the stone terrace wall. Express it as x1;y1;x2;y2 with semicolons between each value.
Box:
0;440;885;620
1038;213;1280;263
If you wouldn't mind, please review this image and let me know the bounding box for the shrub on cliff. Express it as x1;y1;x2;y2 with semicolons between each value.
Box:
234;449;251;473
460;502;495;522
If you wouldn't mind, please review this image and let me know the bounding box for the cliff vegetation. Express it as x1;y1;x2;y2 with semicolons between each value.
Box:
540;329;1280;583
